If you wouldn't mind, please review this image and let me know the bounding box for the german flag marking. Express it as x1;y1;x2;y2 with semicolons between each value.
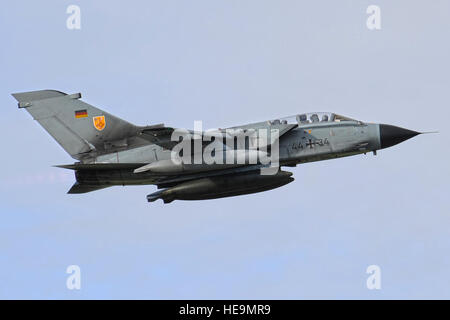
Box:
75;109;88;118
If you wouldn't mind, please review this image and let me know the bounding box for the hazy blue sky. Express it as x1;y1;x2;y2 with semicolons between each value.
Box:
1;1;449;299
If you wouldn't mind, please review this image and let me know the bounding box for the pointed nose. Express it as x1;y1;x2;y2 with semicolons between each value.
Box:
379;124;420;149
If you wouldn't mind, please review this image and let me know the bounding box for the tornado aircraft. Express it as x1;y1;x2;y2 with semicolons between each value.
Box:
13;90;424;203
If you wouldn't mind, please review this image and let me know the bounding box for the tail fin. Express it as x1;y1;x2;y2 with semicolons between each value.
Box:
12;90;139;160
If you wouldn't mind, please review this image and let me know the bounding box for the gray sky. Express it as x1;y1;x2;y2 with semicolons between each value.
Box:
1;0;449;298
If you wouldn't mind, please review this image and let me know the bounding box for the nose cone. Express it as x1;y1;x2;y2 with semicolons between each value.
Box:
379;124;420;149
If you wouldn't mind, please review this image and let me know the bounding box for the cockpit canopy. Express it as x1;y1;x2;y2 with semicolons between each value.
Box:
268;113;359;126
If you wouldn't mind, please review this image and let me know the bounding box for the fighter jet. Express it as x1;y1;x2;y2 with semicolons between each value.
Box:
13;90;425;203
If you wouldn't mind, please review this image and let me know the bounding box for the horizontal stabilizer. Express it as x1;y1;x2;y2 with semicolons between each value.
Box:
67;182;110;194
